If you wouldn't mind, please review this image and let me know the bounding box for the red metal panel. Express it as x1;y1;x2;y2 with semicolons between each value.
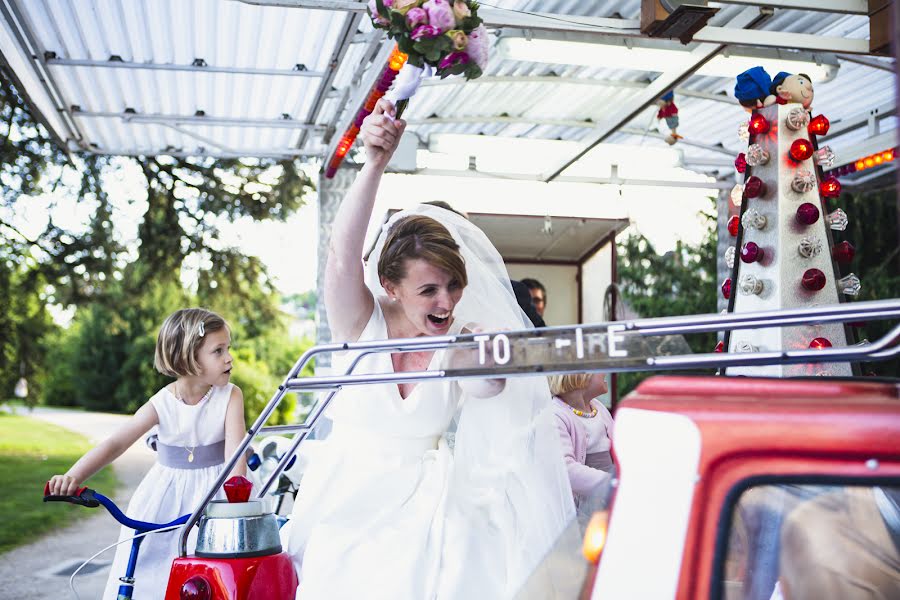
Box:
623;376;900;600
165;553;298;600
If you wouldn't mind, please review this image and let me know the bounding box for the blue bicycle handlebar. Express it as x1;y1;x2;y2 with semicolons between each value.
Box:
93;491;190;532
44;486;189;533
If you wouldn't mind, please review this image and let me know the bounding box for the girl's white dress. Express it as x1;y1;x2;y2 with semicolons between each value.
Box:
284;301;574;599
102;383;232;600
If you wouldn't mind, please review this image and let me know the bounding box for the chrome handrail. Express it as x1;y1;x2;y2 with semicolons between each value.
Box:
178;298;900;555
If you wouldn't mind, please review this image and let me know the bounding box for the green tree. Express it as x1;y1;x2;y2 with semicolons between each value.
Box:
1;66;317;417
615;200;719;396
828;188;900;377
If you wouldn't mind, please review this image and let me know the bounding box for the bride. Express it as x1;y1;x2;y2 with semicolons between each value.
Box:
283;98;575;599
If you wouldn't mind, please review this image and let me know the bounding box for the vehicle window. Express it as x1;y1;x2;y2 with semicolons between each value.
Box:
719;483;900;600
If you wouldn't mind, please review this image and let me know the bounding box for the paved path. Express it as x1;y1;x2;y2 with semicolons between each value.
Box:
0;406;155;600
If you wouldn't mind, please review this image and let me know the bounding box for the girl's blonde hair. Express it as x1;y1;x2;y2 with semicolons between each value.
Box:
548;373;592;396
154;308;229;377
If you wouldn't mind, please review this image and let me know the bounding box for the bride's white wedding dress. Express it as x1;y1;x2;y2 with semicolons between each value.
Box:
283;205;575;600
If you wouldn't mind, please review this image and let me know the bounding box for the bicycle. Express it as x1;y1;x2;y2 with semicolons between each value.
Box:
43;483;189;600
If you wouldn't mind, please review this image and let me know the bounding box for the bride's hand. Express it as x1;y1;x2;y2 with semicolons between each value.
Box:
360;99;406;170
452;325;507;398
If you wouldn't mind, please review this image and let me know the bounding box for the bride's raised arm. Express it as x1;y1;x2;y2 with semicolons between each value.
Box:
324;99;406;342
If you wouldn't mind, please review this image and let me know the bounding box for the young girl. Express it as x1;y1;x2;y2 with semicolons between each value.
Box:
47;308;247;600
548;373;615;511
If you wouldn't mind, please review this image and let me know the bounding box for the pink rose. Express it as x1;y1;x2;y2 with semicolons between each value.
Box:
438;51;470;70
452;0;471;23
465;24;488;70
367;0;391;25
406;7;428;28
447;30;468;51
411;24;441;40
423;0;456;33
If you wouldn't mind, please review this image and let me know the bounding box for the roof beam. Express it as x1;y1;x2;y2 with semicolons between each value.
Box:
46;57;324;77
827;102;896;139
297;8;364;150
541;7;768;182
711;0;866;14
408;167;732;190
829;129;899;169
73;110;325;130
834;53;896;73
237;1;642;34
692;26;870;55
420;75;735;104
85;147;312;160
410;116;739;157
0;0;85;149
617;127;739;157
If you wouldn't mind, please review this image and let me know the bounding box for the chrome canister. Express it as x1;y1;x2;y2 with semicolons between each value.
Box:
195;499;282;558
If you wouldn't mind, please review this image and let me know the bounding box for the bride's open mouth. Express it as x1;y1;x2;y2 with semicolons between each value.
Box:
427;312;451;326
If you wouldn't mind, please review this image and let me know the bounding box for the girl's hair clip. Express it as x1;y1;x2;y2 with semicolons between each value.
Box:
198;321;205;337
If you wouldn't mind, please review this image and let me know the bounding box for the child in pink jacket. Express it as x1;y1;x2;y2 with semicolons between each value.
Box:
548;373;615;511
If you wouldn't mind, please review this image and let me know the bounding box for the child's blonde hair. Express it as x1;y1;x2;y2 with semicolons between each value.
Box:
154;308;229;377
548;373;593;396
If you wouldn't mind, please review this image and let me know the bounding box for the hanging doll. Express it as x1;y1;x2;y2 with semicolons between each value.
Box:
656;91;683;145
734;66;777;112
770;71;814;110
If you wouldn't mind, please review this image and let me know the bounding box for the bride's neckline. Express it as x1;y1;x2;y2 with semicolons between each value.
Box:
381;298;455;400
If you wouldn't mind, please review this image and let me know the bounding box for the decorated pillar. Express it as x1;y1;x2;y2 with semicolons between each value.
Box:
316;167;357;370
723;102;858;377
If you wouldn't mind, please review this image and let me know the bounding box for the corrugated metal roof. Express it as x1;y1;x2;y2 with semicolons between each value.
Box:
1;0;895;181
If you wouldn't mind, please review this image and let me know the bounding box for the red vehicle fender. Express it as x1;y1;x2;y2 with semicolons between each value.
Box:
165;552;298;600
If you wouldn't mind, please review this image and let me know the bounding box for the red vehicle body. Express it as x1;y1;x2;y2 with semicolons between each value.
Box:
581;376;900;600
165;554;297;600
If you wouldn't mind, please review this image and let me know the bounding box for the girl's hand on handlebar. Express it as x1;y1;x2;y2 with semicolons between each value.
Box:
48;474;82;496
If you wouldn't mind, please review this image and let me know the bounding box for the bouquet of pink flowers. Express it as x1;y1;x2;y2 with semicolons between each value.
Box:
368;0;488;80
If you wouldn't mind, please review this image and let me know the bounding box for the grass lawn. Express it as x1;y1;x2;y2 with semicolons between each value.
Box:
0;412;118;554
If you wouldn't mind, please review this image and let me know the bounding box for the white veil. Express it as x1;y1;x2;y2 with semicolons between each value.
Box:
364;204;576;597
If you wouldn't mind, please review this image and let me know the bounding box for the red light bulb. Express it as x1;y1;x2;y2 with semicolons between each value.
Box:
801;268;826;291
734;153;747;173
789;139;814;162
808;115;830;136
744;176;766;199
721;278;732;299
819;176;841;198
727;216;740;236
224;475;253;503
832;240;855;263
748;113;770;135
181;576;212;600
796;202;820;225
809;337;832;349
740;242;764;263
714;341;725;353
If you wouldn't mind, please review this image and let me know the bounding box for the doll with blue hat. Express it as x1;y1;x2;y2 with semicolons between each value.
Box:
655;90;683;145
770;71;814;109
734;66;777;112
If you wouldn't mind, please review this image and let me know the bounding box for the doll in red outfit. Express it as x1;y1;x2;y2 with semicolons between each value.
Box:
656;91;683;145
